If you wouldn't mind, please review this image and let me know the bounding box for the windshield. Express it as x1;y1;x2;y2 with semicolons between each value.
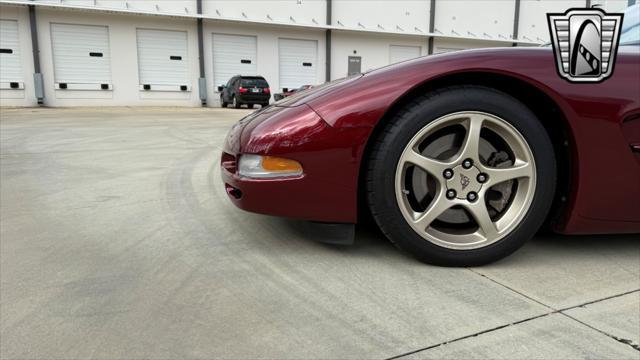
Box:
241;78;269;87
620;4;640;45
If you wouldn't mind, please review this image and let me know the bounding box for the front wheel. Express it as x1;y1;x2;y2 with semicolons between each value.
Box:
221;96;228;108
366;86;556;266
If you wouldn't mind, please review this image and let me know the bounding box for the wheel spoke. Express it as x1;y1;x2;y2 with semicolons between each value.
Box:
412;190;452;231
484;160;533;185
401;149;451;178
467;202;499;239
459;115;484;161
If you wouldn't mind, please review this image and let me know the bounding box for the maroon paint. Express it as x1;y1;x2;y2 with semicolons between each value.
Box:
221;104;369;222
222;46;640;234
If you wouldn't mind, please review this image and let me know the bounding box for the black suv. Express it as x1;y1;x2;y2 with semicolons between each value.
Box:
218;76;271;109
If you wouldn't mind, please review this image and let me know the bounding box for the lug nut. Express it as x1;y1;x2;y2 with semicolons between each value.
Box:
443;169;454;179
467;191;478;202
477;173;488;183
462;158;474;169
446;189;457;200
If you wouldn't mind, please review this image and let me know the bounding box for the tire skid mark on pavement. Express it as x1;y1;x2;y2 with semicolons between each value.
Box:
160;145;400;355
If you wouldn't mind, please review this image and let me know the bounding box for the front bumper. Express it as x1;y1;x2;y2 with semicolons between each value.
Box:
221;104;366;223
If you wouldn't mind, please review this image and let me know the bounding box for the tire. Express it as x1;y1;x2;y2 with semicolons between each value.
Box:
366;86;556;266
221;96;228;108
248;104;255;109
233;96;241;109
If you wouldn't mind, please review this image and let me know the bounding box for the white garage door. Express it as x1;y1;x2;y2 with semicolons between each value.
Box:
212;33;257;88
137;29;189;91
389;45;421;64
434;47;465;54
0;19;23;89
278;38;317;91
51;23;112;89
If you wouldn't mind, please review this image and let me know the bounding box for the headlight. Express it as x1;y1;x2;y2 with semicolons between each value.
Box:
238;154;303;178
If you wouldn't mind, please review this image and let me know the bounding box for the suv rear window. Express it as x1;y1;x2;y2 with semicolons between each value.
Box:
241;78;269;87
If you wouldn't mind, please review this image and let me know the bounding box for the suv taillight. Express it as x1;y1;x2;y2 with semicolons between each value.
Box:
238;87;248;93
263;88;270;94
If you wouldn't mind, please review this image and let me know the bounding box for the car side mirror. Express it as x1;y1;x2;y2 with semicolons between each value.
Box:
282;88;288;92
217;86;224;92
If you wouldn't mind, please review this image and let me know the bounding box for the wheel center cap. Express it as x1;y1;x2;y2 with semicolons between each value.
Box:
446;165;482;199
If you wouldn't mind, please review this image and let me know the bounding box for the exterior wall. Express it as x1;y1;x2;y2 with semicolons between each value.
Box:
202;0;326;26
36;0;198;14
331;31;426;79
332;0;431;33
518;0;585;43
202;21;326;106
34;8;201;107
1;0;635;107
434;0;515;40
0;5;36;107
433;38;507;54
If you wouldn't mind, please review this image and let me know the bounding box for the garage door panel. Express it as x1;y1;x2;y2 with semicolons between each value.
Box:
389;45;421;64
279;38;317;91
51;23;111;85
137;29;189;89
434;47;465;54
212;33;257;87
0;19;23;86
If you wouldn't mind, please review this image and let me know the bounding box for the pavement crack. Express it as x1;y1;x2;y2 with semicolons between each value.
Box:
468;268;640;354
386;311;556;360
557;290;640;353
466;268;555;311
556;288;640;312
387;271;640;359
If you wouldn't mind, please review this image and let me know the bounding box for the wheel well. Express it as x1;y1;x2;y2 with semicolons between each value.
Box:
358;72;573;229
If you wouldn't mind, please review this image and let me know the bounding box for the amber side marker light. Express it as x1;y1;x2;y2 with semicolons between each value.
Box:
238;154;303;178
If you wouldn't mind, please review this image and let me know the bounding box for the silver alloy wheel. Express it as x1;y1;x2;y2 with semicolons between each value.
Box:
232;96;237;107
395;111;536;250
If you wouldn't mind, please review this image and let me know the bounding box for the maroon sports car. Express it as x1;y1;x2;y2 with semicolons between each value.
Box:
221;9;640;266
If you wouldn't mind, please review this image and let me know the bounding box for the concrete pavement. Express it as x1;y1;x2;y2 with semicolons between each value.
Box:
1;107;638;359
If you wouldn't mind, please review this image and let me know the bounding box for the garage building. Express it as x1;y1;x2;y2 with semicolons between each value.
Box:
0;0;633;107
